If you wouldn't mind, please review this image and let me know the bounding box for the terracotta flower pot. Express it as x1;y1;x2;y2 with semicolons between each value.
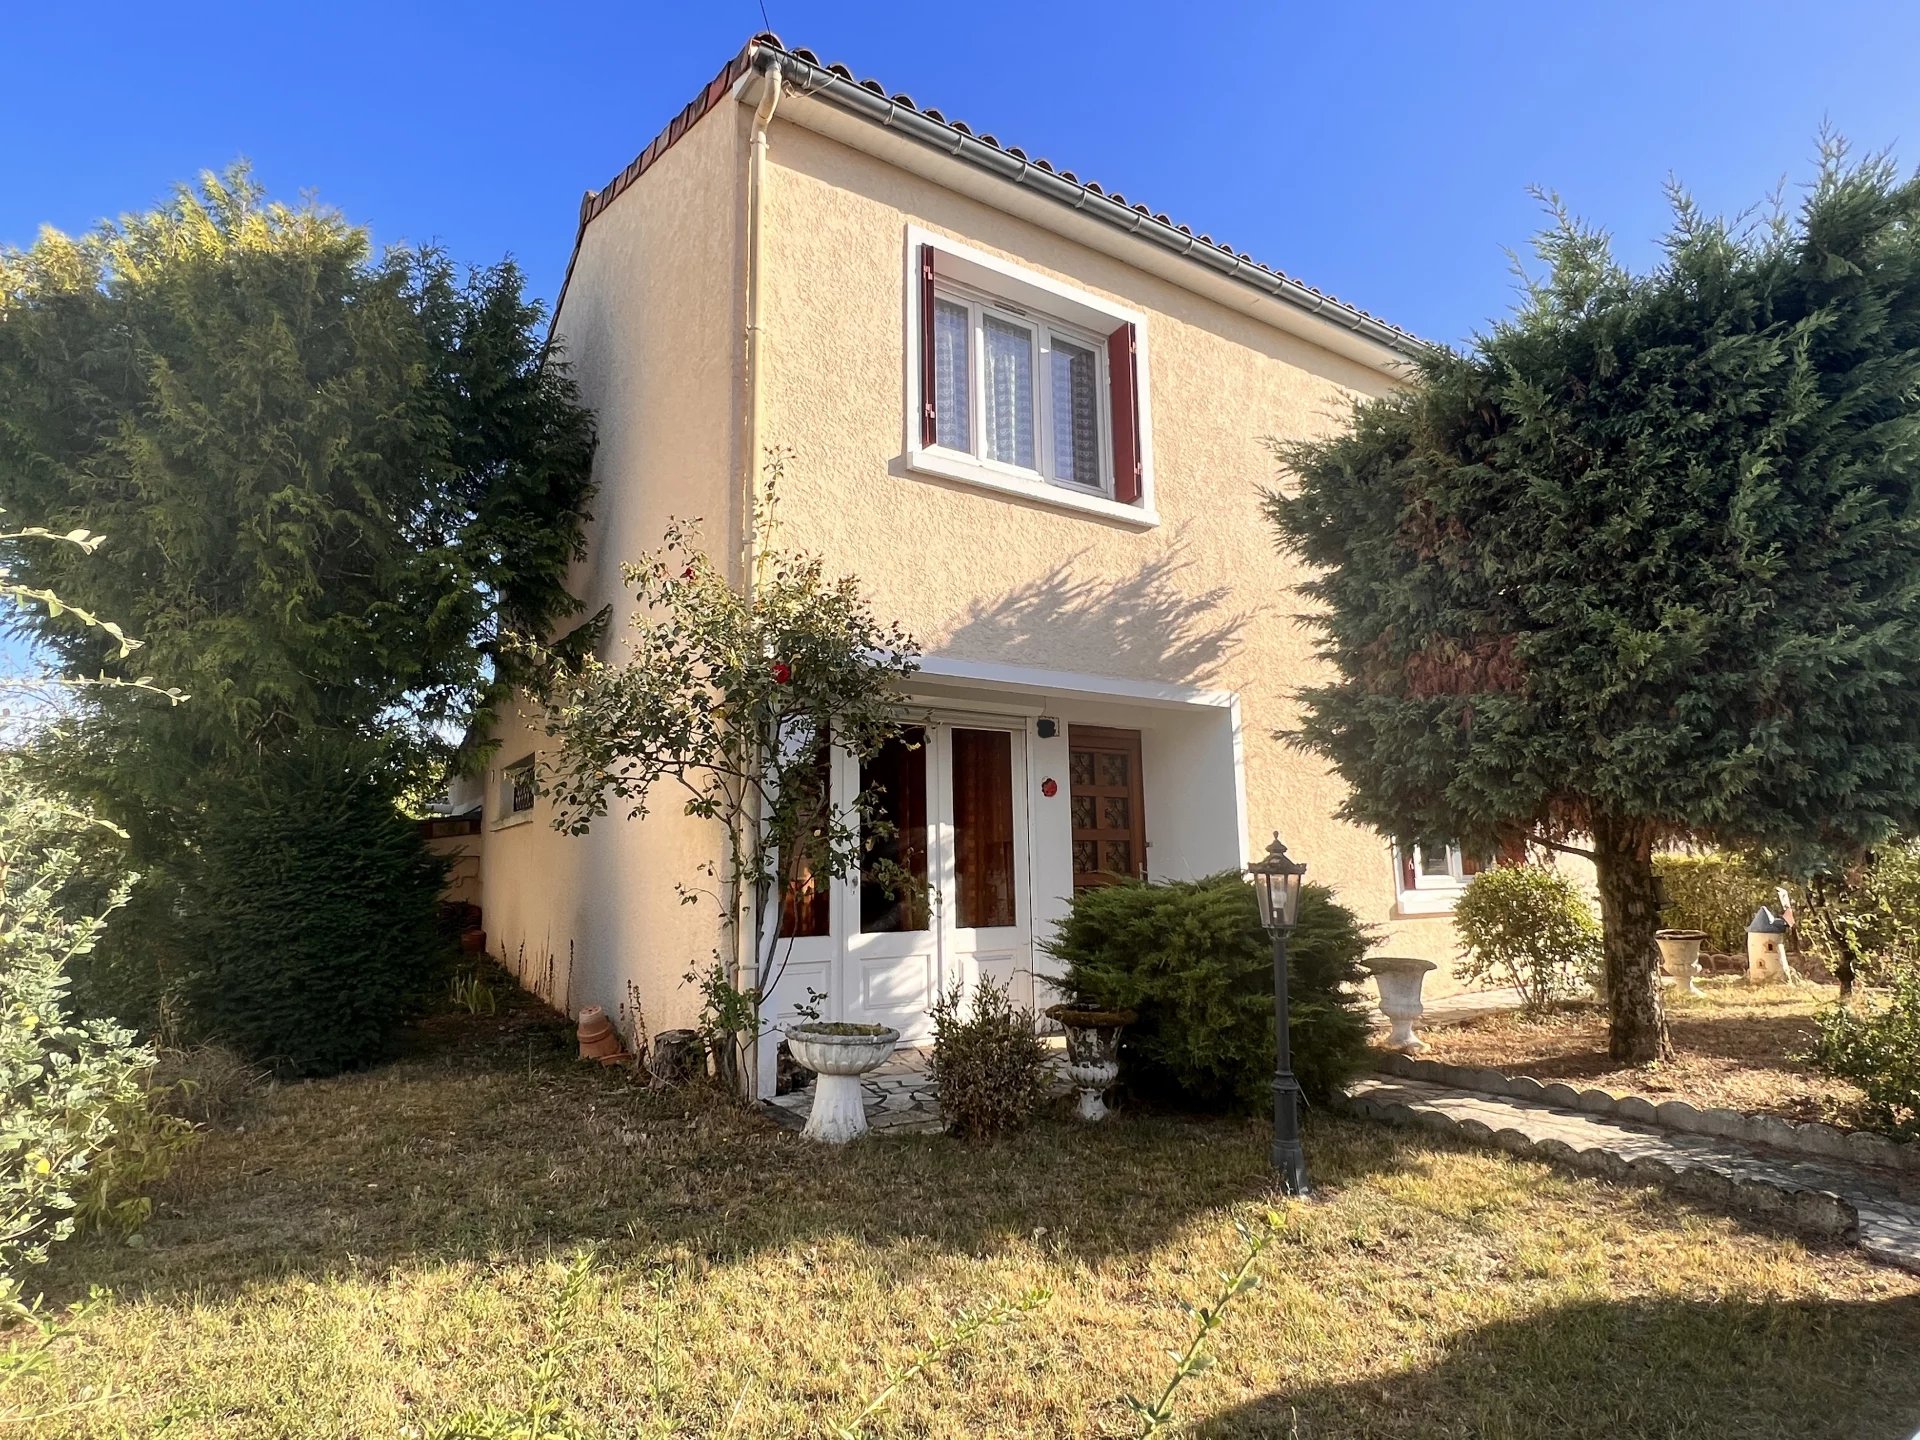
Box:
576;1006;622;1062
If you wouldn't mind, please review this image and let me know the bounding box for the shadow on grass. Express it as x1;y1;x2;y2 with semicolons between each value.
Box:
40;1001;1413;1309
1193;1293;1920;1440
1433;997;1831;1086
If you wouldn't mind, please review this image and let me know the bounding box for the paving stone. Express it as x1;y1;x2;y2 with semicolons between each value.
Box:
1344;1074;1920;1274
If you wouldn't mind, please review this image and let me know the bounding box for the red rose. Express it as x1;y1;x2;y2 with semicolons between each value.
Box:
771;661;793;685
680;565;695;580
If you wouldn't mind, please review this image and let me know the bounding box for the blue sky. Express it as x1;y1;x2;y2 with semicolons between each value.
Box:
6;0;1920;676
9;0;1920;348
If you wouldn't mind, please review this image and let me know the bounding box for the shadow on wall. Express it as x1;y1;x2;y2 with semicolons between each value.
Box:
942;544;1250;687
1191;1294;1920;1440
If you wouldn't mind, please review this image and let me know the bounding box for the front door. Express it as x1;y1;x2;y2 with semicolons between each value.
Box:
1069;726;1147;889
837;721;1032;1041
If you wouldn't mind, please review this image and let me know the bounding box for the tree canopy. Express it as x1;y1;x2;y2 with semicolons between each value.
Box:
0;167;598;1057
0;166;597;787
1270;144;1920;1059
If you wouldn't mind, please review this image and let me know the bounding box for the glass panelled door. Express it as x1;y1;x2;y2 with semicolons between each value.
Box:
940;726;1031;1013
836;721;1031;1040
840;727;937;1037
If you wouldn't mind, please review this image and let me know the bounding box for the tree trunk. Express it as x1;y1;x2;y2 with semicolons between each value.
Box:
1805;873;1858;1000
1591;815;1673;1062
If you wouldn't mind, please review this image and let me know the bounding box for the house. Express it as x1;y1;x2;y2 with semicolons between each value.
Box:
479;35;1477;1096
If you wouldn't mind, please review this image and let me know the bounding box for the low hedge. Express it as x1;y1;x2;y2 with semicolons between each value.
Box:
1041;871;1372;1111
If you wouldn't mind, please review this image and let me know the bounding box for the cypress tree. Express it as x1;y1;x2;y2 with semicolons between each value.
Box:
1270;144;1920;1061
0;168;598;1053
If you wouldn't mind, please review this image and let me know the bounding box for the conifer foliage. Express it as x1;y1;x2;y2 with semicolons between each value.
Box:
0;167;597;774
1270;145;1920;1061
0;169;598;1066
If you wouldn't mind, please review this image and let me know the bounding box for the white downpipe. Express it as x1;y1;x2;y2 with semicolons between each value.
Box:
736;61;783;1101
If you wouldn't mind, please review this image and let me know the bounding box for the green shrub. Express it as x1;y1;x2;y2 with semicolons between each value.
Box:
1042;873;1372;1112
1810;967;1920;1138
1;758;189;1318
1452;864;1602;1011
177;746;448;1075
1653;851;1782;954
1798;841;1920;988
928;976;1051;1141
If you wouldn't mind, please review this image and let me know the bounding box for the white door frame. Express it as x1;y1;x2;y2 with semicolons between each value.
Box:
756;711;1037;1095
835;716;1035;1040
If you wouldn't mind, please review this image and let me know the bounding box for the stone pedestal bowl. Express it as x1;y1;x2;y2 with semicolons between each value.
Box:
783;1023;900;1143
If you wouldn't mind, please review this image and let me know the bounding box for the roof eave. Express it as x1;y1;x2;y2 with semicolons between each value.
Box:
747;38;1431;365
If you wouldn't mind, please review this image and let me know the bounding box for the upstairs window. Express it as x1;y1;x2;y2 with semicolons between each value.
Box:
913;236;1148;515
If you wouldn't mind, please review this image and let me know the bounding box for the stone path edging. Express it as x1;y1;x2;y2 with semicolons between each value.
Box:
1341;1075;1920;1275
1372;1050;1919;1174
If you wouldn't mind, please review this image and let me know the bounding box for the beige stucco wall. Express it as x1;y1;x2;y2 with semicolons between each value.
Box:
754;119;1478;984
478;104;747;1036
486;89;1512;1037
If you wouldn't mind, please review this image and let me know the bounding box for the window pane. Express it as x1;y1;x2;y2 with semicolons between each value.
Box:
860;729;930;933
778;743;832;938
1419;848;1454;878
1050;336;1101;485
933;298;971;450
952;729;1016;929
982;314;1035;469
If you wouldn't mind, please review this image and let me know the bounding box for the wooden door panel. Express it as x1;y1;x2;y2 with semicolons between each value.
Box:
1069;726;1146;889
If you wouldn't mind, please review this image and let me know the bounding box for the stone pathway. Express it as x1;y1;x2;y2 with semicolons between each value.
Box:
764;1046;947;1135
764;1042;1076;1137
1344;1075;1920;1275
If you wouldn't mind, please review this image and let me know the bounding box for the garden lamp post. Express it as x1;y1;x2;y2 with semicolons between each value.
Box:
1251;833;1309;1195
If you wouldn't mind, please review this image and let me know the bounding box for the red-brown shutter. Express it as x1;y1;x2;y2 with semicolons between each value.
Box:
1399;849;1417;891
1107;322;1142;503
918;245;938;447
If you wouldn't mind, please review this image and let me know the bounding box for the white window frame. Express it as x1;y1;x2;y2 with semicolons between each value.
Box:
904;225;1157;529
932;278;1115;497
493;754;537;830
1393;840;1479;916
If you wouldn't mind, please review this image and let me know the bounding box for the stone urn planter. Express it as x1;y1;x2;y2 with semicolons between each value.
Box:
1360;956;1437;1053
782;1022;900;1143
1655;928;1709;995
1045;1005;1137;1122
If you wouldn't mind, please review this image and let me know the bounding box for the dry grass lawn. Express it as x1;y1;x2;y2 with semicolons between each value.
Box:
1420;978;1868;1125
7;993;1920;1439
